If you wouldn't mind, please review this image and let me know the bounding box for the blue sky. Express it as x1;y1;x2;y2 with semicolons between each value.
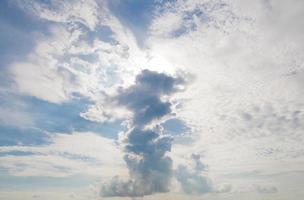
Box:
1;0;304;199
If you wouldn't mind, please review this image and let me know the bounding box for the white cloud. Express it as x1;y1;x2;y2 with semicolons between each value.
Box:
0;132;127;177
10;0;149;122
4;0;304;196
10;25;88;103
80;102;131;123
145;0;304;194
15;0;99;30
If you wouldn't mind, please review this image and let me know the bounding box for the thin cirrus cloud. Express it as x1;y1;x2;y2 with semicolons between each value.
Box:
0;0;304;200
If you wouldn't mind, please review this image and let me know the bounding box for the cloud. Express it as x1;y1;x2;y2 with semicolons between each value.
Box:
10;25;87;103
14;0;99;30
101;70;185;197
5;0;184;129
8;0;150;124
175;154;212;194
0;132;125;177
116;69;184;126
253;184;278;194
2;0;304;197
175;165;212;194
144;0;304;194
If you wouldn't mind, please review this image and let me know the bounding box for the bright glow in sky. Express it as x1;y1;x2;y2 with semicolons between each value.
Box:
0;0;304;199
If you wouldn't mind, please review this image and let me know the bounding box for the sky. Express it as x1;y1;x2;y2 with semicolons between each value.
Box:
0;0;304;199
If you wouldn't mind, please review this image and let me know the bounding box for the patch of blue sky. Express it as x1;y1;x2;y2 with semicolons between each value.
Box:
171;8;209;38
0;126;49;146
162;118;190;136
162;118;194;145
107;0;156;46
0;0;56;94
86;25;117;44
27;96;92;133
0;1;52;68
25;96;124;138
1;95;187;147
65;21;117;46
0;94;124;146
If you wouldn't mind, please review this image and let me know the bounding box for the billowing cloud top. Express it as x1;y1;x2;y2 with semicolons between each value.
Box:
102;70;185;197
117;70;184;126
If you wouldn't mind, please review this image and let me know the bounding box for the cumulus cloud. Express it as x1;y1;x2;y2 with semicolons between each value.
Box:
101;70;185;197
175;154;212;194
175;165;212;194
116;69;184;126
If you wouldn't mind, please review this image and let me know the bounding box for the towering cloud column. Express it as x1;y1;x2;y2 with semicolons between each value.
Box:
101;70;184;197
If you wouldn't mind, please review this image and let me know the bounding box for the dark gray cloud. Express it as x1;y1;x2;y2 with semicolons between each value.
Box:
101;70;184;197
117;69;184;126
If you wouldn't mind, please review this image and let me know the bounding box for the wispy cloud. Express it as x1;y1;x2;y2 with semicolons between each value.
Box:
0;132;125;177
